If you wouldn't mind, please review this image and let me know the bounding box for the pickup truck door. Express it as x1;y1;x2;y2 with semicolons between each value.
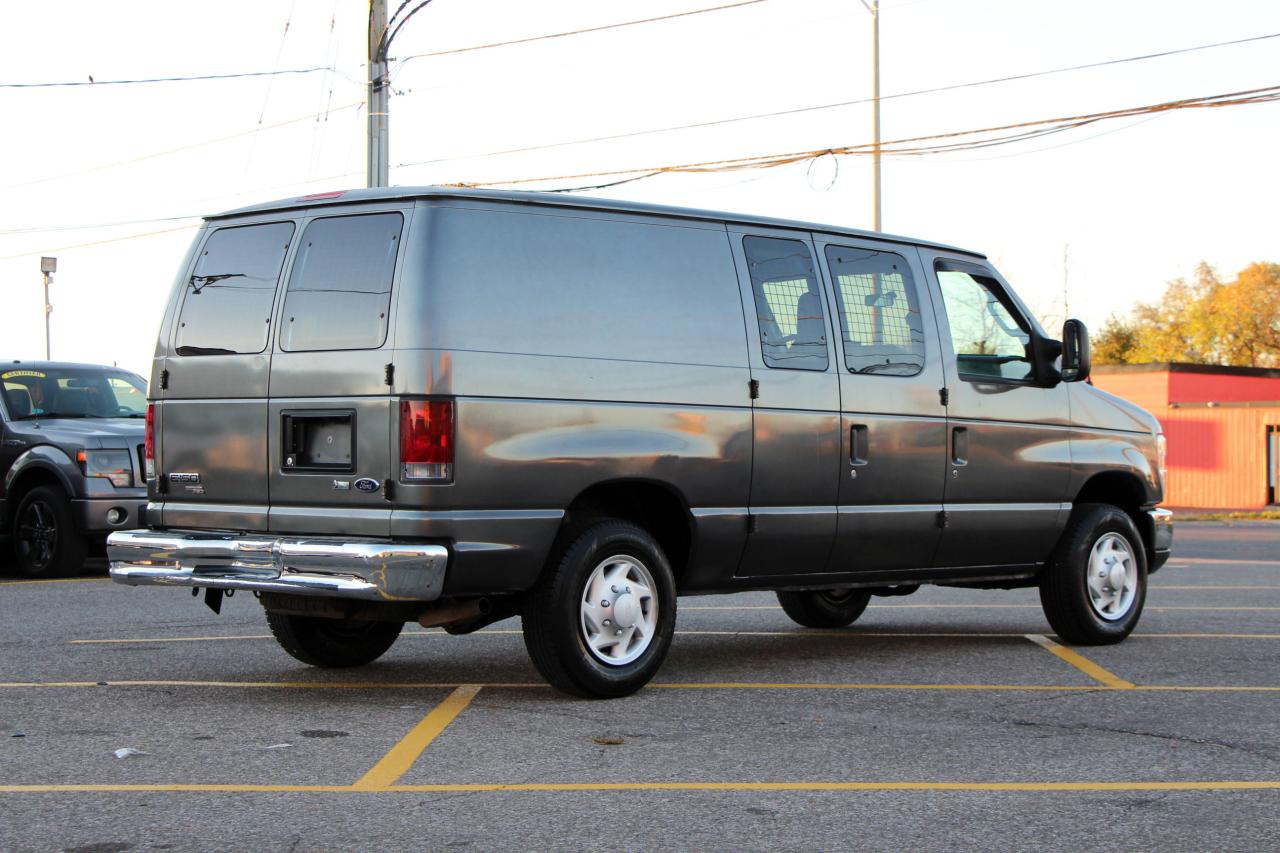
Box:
921;253;1071;569
729;227;840;578
814;237;948;574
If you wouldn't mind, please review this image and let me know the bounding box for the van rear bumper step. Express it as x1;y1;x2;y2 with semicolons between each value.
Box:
106;530;447;602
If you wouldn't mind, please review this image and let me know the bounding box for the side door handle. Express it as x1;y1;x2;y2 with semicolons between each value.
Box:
850;425;869;466
951;426;969;466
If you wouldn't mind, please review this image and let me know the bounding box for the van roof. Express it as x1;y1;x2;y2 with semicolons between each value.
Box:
210;186;986;259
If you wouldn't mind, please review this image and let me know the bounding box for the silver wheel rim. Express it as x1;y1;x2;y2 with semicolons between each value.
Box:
580;554;658;666
1086;532;1138;621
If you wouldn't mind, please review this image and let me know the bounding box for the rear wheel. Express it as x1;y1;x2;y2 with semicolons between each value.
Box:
264;610;403;667
12;486;86;579
776;588;872;628
1039;503;1147;645
522;520;676;698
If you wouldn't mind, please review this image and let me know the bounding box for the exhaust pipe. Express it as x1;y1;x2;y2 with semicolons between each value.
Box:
417;597;491;629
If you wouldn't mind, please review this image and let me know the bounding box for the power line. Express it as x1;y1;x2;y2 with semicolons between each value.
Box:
396;29;1280;171
447;84;1280;190
0;101;363;192
396;0;774;64
0;66;360;89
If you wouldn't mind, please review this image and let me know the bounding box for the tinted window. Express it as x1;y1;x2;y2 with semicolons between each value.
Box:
825;246;925;376
1;366;146;420
743;236;828;370
937;269;1034;381
176;222;294;355
280;212;402;352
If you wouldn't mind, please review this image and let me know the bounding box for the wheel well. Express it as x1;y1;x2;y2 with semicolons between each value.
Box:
1073;472;1150;552
560;480;693;584
2;468;65;530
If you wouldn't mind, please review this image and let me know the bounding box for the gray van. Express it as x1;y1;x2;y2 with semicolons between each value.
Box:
108;187;1172;697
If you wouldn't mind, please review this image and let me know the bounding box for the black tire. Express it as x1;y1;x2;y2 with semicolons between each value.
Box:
264;610;403;667
776;588;872;628
12;485;86;579
1039;503;1147;645
521;520;677;699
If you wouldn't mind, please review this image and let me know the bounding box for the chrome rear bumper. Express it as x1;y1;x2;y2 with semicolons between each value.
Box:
107;529;447;602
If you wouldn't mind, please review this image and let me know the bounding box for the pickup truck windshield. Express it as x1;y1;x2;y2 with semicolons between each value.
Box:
1;367;147;420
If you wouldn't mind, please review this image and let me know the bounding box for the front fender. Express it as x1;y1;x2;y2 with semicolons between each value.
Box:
4;445;80;501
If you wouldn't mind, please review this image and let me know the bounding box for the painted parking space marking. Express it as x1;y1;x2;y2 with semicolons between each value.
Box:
683;604;1280;611
2;780;1279;795
1025;634;1136;689
353;684;483;790
0;577;112;586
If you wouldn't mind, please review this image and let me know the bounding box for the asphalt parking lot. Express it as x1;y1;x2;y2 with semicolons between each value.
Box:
2;522;1278;852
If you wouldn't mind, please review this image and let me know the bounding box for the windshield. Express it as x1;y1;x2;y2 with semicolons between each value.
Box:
1;367;147;420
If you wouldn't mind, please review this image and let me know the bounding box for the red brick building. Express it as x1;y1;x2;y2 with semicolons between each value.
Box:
1092;363;1280;510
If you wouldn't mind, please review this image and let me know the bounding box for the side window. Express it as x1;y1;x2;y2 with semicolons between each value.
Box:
936;269;1034;382
176;222;295;355
824;245;925;376
280;212;403;352
743;236;828;371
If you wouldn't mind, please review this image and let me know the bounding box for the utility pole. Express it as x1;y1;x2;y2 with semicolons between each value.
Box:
40;257;56;360
367;0;390;188
859;0;881;231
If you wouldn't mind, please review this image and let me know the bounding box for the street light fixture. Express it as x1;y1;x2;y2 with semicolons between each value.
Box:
40;256;56;360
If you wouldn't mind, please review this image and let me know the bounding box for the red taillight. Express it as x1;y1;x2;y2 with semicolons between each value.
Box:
400;399;454;481
144;403;155;480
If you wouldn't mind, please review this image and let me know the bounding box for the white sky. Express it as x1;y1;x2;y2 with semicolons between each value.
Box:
1;0;1277;376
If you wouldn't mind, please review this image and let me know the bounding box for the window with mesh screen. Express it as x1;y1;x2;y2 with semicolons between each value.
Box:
824;245;926;376
743;236;828;371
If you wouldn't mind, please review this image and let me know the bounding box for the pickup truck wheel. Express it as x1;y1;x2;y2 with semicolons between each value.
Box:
12;486;86;579
264;610;403;668
776;588;872;628
522;520;676;698
1039;503;1147;645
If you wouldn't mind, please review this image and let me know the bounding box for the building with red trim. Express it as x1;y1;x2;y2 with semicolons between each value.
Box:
1092;363;1280;510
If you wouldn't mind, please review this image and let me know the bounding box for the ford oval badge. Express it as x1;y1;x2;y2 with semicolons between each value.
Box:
354;478;381;493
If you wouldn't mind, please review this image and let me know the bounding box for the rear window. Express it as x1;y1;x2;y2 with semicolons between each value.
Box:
176;222;294;355
279;212;403;352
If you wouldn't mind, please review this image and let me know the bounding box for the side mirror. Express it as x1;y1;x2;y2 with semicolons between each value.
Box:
1061;318;1091;383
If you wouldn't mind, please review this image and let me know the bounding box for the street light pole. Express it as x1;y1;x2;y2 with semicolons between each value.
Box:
859;0;881;231
367;0;390;188
40;256;56;360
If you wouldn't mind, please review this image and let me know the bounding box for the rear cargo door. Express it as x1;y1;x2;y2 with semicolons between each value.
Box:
266;206;409;537
160;219;296;530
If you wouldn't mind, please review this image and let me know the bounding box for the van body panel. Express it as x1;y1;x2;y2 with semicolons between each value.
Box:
920;249;1073;568
814;233;949;573
726;226;840;577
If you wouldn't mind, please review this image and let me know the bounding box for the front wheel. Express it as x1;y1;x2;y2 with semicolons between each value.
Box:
1039;503;1147;645
265;610;403;667
777;588;872;628
522;520;677;698
13;486;87;578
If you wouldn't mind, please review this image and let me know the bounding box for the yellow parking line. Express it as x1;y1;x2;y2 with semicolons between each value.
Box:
684;604;1280;611
1025;635;1136;689
352;684;483;790
1;780;1279;794
1168;558;1280;566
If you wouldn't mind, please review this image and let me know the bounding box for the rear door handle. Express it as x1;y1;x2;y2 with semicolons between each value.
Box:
951;426;969;466
850;425;869;466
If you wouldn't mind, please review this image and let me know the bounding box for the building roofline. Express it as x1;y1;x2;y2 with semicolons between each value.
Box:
207;186;986;259
1093;362;1280;379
